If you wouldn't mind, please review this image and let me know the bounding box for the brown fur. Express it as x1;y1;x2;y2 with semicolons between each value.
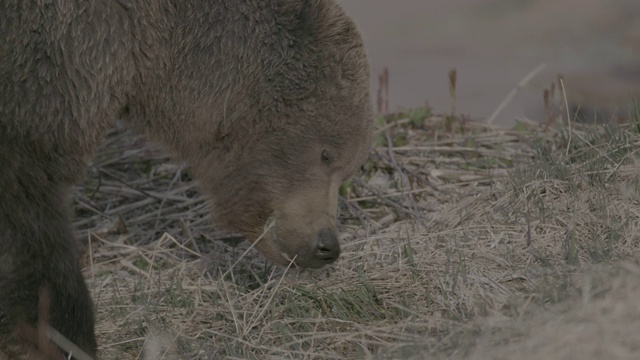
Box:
0;0;372;358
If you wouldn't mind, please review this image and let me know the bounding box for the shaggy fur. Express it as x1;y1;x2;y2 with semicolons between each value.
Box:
0;0;372;357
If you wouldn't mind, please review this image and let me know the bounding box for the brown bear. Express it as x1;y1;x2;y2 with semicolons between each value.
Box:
0;0;373;358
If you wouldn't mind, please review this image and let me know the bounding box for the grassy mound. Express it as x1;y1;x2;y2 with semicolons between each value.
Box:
71;107;640;359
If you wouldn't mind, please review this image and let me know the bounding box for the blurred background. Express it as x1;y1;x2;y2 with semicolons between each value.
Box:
337;0;640;126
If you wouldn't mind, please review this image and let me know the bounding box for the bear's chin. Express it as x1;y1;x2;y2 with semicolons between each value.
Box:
253;237;337;270
275;253;336;270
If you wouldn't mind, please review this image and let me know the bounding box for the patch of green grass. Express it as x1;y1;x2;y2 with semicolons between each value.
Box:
284;281;406;324
408;106;433;128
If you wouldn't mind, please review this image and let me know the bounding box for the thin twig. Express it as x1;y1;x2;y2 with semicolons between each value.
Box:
487;63;547;124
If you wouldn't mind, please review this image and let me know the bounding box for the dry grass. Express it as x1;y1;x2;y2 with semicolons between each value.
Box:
70;104;640;359
434;260;640;360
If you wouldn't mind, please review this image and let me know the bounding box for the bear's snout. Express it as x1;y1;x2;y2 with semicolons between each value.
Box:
314;228;340;265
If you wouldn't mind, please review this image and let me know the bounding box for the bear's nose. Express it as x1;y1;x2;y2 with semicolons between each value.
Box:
315;228;340;263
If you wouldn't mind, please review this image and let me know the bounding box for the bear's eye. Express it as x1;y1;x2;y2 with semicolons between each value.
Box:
321;150;333;165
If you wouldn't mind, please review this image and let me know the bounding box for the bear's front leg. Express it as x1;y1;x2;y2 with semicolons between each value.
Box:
0;188;97;359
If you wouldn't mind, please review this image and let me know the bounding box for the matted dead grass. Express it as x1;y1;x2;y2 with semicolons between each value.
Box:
71;107;640;359
434;260;640;360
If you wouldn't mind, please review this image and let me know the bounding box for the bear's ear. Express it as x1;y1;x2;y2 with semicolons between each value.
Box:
279;0;312;15
294;0;356;44
277;0;318;36
277;0;354;41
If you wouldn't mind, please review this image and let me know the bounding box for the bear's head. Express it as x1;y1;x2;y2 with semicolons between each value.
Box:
190;0;372;269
